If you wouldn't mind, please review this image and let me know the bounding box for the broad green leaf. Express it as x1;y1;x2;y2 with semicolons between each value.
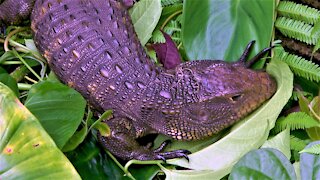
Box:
300;141;320;180
161;167;220;180
165;60;293;178
0;72;19;97
67;135;125;179
261;128;291;159
126;165;160;180
67;135;160;180
229;148;296;180
62;124;87;152
182;0;275;62
130;0;162;46
0;82;80;179
25;80;86;149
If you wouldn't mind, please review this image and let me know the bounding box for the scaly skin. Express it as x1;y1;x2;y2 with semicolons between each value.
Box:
0;0;277;161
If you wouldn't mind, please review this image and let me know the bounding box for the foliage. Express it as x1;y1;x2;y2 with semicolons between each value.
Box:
1;0;320;179
275;1;320;51
277;1;320;24
0;82;80;179
274;47;320;82
274;112;319;133
229;148;296;180
275;17;318;45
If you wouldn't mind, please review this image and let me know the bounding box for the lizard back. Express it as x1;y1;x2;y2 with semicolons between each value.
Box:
31;0;158;116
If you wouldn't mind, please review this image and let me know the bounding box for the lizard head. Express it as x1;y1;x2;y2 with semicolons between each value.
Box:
163;41;277;140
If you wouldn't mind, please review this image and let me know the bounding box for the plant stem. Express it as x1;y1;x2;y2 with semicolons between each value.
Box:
161;10;183;30
4;27;29;52
17;83;32;90
106;151;136;180
12;50;42;81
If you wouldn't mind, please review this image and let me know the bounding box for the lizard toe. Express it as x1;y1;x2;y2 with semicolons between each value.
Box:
157;149;191;162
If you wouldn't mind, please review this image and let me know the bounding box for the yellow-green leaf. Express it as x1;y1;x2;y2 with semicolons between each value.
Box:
0;82;80;179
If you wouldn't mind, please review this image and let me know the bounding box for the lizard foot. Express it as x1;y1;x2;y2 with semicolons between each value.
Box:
134;148;191;162
134;140;191;162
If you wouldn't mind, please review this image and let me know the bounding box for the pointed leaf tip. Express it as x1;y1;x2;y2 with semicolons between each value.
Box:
152;31;182;69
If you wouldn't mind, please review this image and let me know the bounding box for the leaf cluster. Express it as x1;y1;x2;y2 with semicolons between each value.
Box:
1;0;320;179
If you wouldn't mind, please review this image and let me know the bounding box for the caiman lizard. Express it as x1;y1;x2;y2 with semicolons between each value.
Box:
0;0;277;161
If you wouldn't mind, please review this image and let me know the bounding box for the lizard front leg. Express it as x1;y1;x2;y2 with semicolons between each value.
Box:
98;116;190;161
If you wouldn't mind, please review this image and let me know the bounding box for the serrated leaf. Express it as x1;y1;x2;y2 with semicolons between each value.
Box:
25;80;86;149
229;148;296;180
129;0;162;45
275;17;317;45
274;112;319;133
0;82;80;179
274;47;320;82
277;1;320;25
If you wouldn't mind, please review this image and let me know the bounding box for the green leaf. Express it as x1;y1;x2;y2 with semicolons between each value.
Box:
0;51;15;63
0;82;80;179
300;141;320;180
161;167;220;180
182;0;275;62
274;47;320;82
66;135;125;179
300;143;320;154
67;135;160;180
130;0;162;46
277;1;320;25
164;59;293;179
161;0;182;6
293;162;301;180
229;148;296;180
62;124;87;152
275;17;317;45
290;135;308;152
307;97;320;140
0;72;19;97
89;110;112;136
94;122;111;137
261;129;291;159
274;112;319;133
25;80;86;149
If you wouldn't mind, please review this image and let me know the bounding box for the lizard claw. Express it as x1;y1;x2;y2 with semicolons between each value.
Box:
0;21;5;35
155;149;191;162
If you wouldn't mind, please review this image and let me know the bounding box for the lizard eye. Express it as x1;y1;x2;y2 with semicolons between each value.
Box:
230;94;242;102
